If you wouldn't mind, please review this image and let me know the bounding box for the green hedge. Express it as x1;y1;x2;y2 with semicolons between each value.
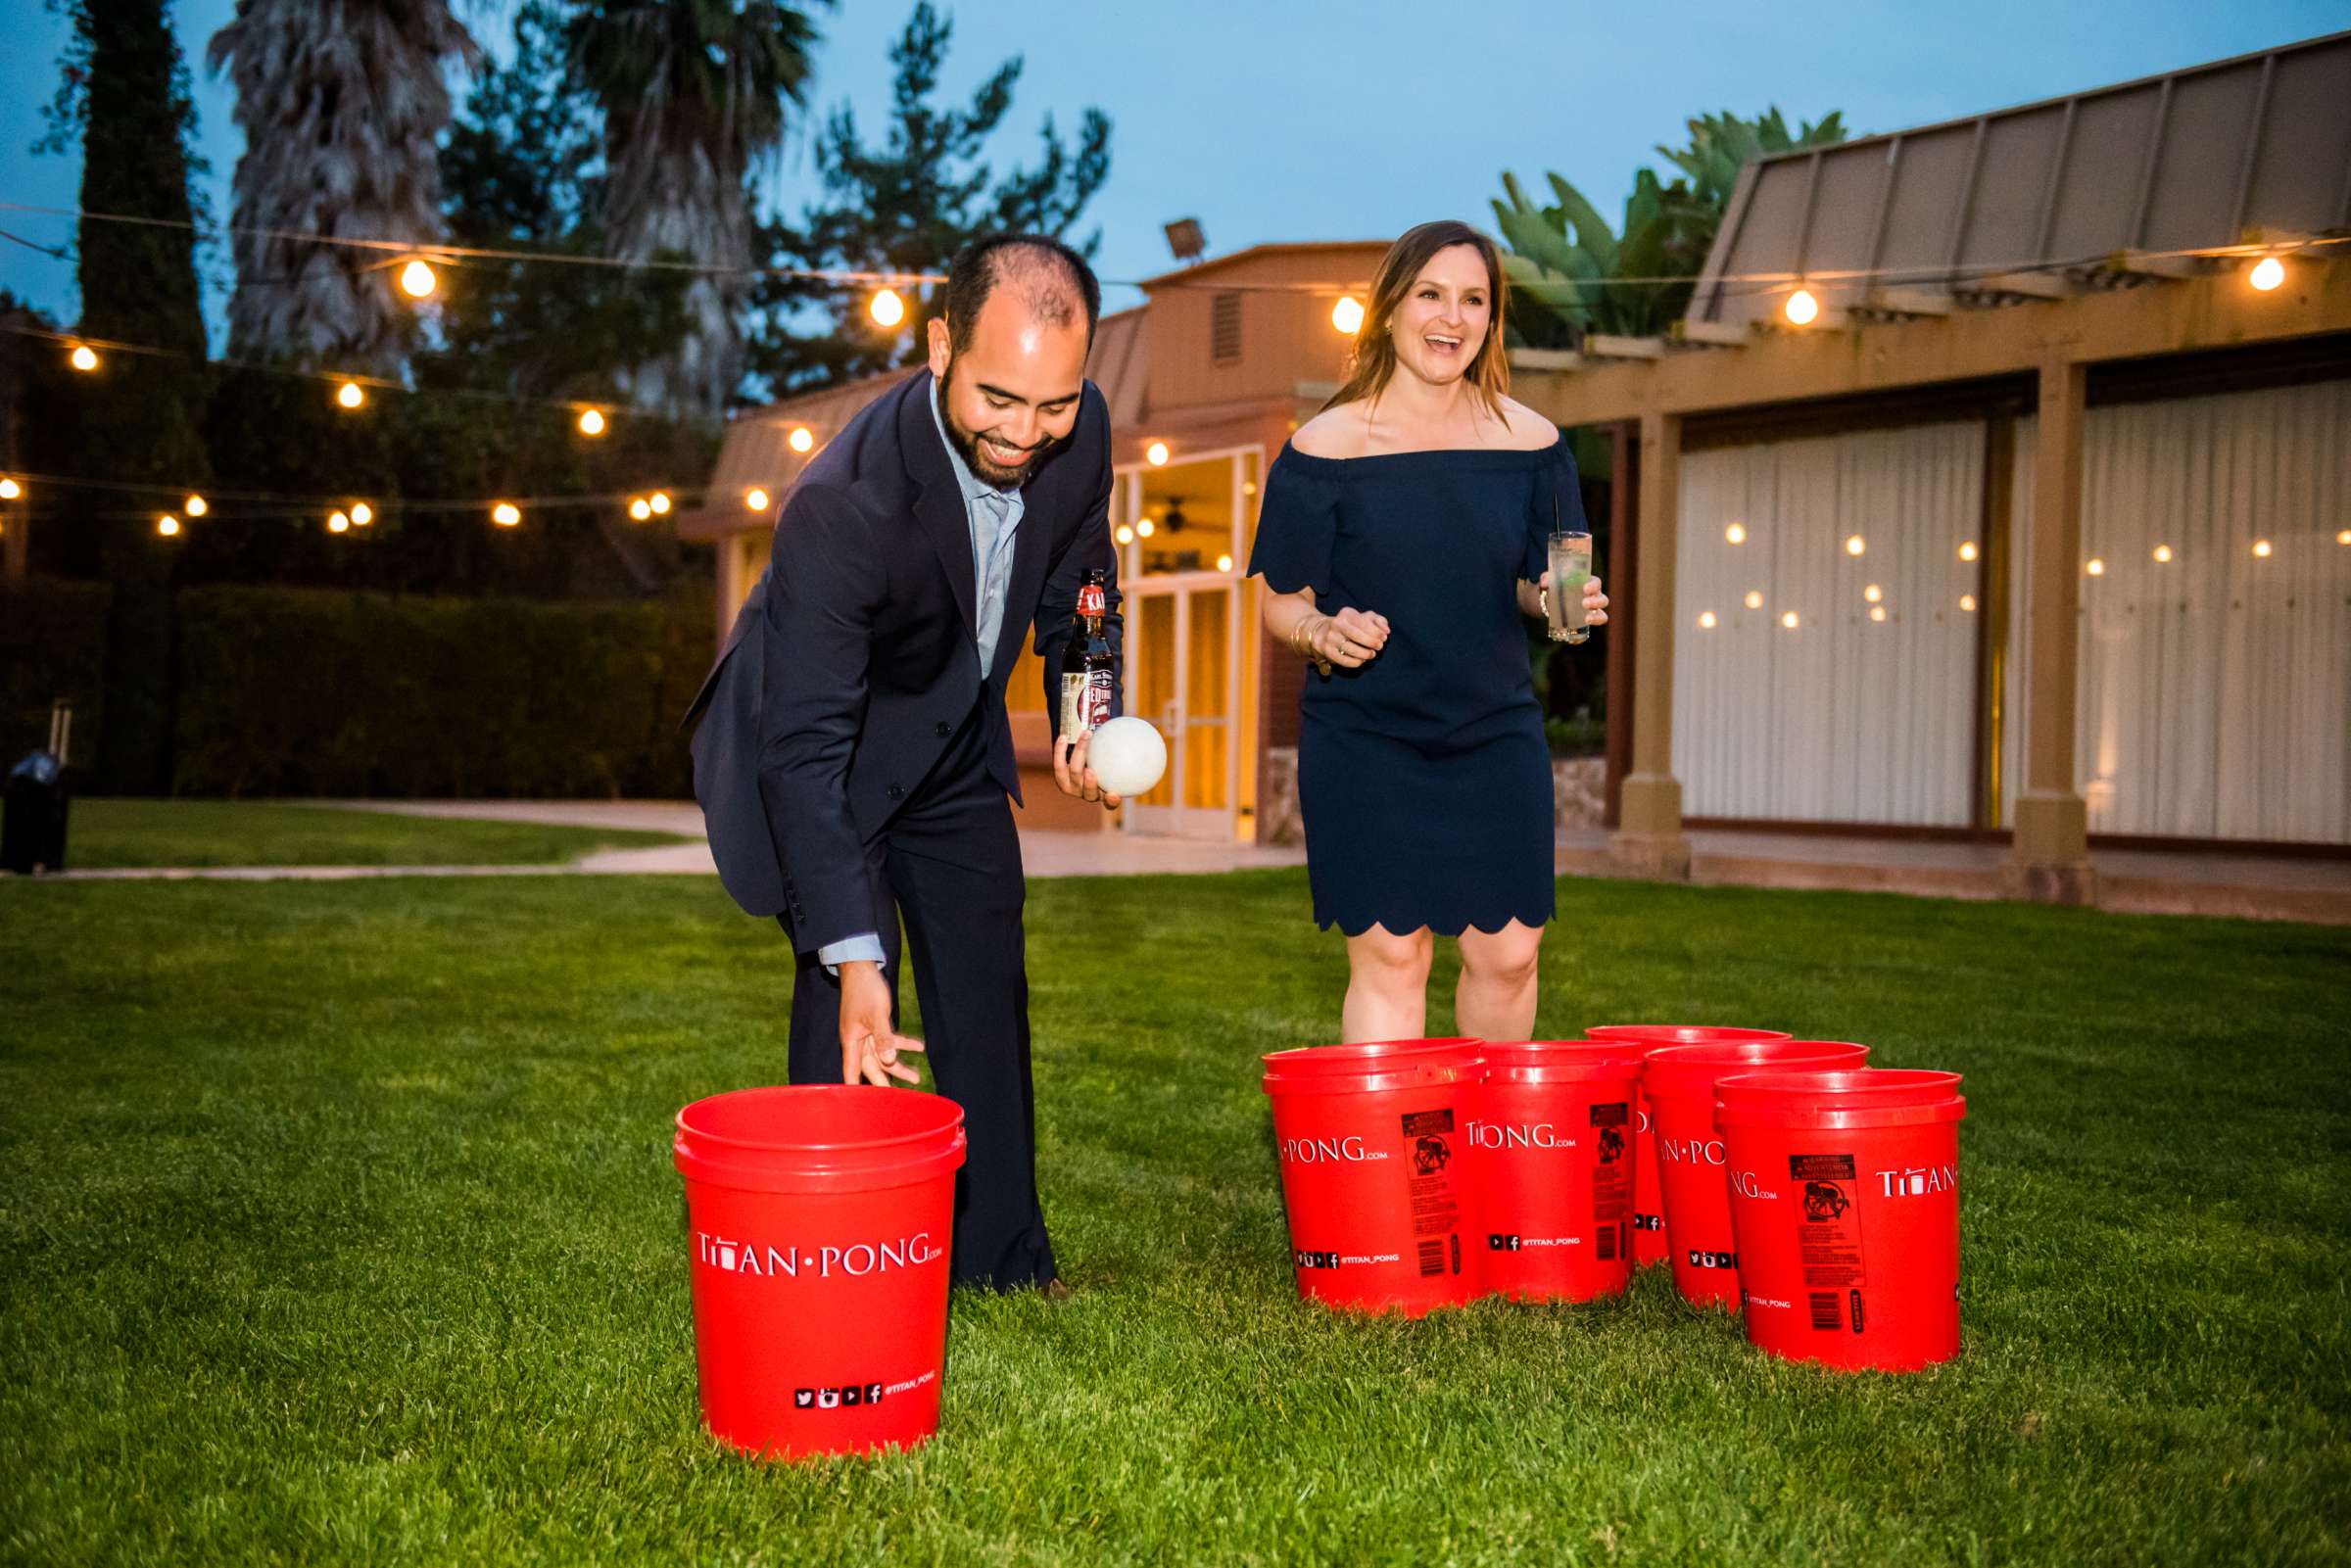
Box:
174;586;711;798
0;577;112;773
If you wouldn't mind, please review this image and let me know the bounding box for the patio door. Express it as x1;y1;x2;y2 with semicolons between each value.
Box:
1123;579;1238;838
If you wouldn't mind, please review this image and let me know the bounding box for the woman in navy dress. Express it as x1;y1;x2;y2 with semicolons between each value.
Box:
1248;220;1607;1044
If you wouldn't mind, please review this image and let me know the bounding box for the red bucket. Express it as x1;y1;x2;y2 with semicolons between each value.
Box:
1644;1040;1870;1309
1584;1025;1792;1267
1262;1038;1484;1315
673;1085;966;1459
1469;1040;1649;1302
1717;1069;1966;1371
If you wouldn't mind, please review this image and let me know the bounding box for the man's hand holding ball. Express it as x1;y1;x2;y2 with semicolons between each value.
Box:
1053;717;1168;809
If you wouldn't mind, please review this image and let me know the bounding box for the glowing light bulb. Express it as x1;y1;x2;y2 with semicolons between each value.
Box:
1116;524;1134;546
1744;591;1763;610
336;381;365;410
1960;594;1978;612
2251;539;2272;558
349;502;372;527
2249;256;2285;292
1217;553;1234;573
1784;288;1820;326
1869;605;1888;623
744;488;771;512
70;345;99;371
629;499;651;522
2336;530;2351;546
1725;522;1747;545
869;287;906;328
156;514;180;538
1698;611;1717;630
1331;295;1365;335
184;494;208;517
2152;544;2173;563
578;408;606;437
399;259;438;300
328;511;351;534
648;491;671;516
1958;541;1978;562
2086;557;2105;576
0;478;22;499
492;501;521;527
1845;534;1866;556
1242;480;1257;497
1781;610;1800;629
1145;441;1170;467
1864;584;1883;603
1136;518;1156;539
789;426;814;453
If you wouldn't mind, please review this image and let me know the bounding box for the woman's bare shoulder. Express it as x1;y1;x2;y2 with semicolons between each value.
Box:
1495;396;1564;451
1288;404;1370;459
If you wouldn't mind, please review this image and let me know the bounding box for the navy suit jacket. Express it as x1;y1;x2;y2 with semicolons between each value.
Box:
686;369;1123;947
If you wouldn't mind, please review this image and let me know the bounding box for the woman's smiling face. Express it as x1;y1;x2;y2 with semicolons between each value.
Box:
1388;243;1492;388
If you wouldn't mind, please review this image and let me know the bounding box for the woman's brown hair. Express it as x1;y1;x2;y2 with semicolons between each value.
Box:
1323;219;1511;419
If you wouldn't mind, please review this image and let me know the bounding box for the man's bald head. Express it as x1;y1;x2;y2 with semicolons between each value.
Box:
942;235;1101;358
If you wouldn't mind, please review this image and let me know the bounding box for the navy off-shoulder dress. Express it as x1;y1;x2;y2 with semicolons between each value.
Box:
1248;434;1583;937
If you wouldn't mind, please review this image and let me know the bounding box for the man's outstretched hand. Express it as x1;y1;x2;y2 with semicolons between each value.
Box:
1052;732;1124;812
836;961;926;1087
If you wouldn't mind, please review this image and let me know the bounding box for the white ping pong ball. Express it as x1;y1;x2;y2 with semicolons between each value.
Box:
1085;716;1167;797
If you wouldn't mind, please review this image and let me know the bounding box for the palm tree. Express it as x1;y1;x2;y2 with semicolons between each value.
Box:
208;1;479;372
566;0;828;420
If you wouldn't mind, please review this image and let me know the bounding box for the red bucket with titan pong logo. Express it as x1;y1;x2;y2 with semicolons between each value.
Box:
1583;1026;1791;1268
1470;1041;1648;1302
673;1085;965;1459
1262;1038;1484;1315
1644;1040;1870;1309
1717;1069;1966;1371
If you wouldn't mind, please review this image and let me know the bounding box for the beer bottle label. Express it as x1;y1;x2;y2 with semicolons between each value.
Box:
1077;583;1106;618
1061;670;1114;738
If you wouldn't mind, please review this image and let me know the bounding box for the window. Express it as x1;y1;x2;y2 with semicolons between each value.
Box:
1211;293;1241;364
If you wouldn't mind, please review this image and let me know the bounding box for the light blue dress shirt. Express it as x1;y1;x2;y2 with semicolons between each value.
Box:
817;378;1027;975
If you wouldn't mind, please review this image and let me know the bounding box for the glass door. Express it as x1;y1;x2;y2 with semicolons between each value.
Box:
1124;579;1237;837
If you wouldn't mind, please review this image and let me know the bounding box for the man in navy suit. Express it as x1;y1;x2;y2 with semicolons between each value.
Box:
688;235;1124;1294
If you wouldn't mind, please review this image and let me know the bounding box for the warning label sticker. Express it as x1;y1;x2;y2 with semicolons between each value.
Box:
1790;1152;1865;1303
1401;1108;1460;1258
1589;1099;1630;1261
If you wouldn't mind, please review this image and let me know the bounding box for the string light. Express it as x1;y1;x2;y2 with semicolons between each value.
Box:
156;513;179;538
2251;539;2272;558
869;288;906;328
2152;544;2173;562
1784;287;1820;325
648;491;672;516
1724;522;1747;545
399;259;438;300
2337;530;2351;546
1331;295;1365;335
1869;605;1888;623
335;381;365;410
1217;552;1234;573
70;344;98;371
628;498;651;522
1960;594;1978;612
1116;524;1134;546
577;407;607;437
328;510;351;534
1136;518;1156;539
349;502;373;527
1145;441;1170;466
2249;256;2285;292
1744;590;1763;609
492;501;521;527
0;478;20;499
1958;541;1979;562
744;487;771;512
2086;557;2105;576
1864;584;1882;603
1845;534;1866;556
1698;610;1717;629
1781;610;1800;629
184;494;208;517
789;426;814;453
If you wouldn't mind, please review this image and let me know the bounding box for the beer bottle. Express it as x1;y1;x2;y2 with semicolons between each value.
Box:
1059;567;1115;740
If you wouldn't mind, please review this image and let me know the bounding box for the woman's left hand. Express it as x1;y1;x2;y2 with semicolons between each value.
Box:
1539;570;1609;625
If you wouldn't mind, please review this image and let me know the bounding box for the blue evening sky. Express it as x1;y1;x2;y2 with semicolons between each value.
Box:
2;0;2340;345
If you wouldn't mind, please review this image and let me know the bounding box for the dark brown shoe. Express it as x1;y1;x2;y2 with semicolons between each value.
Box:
1040;1278;1074;1303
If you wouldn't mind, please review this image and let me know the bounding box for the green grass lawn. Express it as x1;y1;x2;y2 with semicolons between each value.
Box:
1;870;2344;1566
55;799;697;870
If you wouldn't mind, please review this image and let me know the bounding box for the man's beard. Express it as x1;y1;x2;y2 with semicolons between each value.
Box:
940;366;1069;489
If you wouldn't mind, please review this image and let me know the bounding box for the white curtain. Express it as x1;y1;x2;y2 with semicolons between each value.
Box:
1673;422;1987;825
2004;379;2351;843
